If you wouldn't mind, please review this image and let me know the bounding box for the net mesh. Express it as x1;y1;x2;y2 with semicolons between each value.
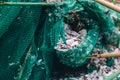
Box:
0;0;120;80
55;0;120;67
0;0;42;79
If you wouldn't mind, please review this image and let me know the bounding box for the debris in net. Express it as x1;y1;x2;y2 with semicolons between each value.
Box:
52;1;120;78
52;30;120;79
82;35;120;79
55;23;87;50
52;45;120;80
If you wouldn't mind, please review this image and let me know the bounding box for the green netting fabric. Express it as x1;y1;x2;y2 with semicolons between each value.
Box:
0;0;21;37
80;1;120;45
0;2;62;80
0;0;120;80
56;28;99;67
55;0;120;67
0;0;42;80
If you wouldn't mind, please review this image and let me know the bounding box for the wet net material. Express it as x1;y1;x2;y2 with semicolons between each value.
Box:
0;0;120;80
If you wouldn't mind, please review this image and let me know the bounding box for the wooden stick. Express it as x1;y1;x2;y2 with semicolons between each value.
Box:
0;2;55;6
95;0;120;13
106;0;120;4
88;52;120;58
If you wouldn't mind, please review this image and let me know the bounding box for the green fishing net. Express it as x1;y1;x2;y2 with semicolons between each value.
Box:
55;0;120;67
0;0;43;79
0;0;120;80
56;28;99;67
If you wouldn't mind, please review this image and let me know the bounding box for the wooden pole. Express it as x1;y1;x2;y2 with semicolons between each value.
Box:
0;2;55;6
88;52;120;58
95;0;120;13
106;0;120;4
